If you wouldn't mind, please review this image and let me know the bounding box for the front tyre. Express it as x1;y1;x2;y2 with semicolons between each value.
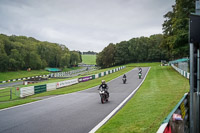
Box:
101;96;104;104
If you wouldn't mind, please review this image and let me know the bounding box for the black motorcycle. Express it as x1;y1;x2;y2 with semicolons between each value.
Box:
122;78;127;84
99;88;109;104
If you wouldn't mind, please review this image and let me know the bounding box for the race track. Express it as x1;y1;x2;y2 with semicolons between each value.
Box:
0;67;149;133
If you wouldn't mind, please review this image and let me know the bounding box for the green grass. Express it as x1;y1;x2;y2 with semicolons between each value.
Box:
62;67;83;72
0;70;50;82
0;67;84;82
0;66;133;109
0;88;19;102
82;54;96;64
97;63;189;133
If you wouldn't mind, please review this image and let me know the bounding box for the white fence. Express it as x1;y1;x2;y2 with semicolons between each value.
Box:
171;64;190;79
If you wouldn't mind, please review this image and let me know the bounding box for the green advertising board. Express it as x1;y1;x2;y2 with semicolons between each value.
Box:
34;84;47;94
92;75;95;79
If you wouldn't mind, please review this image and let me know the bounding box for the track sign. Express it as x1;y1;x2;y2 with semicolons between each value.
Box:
190;14;200;43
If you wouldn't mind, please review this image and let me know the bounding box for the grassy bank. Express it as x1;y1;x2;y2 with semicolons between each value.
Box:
97;63;189;133
82;54;96;64
0;66;133;109
0;67;84;82
0;70;50;82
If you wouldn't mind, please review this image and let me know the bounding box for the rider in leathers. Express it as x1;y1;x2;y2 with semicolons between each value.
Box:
99;80;109;97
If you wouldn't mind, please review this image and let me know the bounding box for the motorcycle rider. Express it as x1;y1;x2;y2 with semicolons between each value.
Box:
122;74;127;84
139;67;142;74
123;74;126;78
98;80;109;97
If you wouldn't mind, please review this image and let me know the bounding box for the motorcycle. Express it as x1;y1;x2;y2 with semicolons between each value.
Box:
138;72;142;79
99;88;109;104
122;78;127;84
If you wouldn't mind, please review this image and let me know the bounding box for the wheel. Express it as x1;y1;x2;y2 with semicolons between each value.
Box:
101;97;104;104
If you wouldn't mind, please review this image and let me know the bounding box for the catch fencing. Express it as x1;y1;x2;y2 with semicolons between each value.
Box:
19;66;126;98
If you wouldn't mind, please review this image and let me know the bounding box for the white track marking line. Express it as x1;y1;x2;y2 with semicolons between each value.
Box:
89;67;151;133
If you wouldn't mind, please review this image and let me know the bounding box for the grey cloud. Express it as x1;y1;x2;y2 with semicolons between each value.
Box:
0;0;175;52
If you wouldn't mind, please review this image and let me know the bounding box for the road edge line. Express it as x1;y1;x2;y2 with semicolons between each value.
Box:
89;67;151;133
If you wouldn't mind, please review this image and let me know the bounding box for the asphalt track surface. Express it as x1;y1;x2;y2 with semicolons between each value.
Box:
0;67;149;133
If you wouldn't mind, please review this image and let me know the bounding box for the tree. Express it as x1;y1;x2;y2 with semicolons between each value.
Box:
115;41;130;65
70;51;81;66
162;0;195;59
0;34;73;71
97;43;116;68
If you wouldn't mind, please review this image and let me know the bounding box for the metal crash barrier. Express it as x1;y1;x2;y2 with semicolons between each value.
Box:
157;93;189;133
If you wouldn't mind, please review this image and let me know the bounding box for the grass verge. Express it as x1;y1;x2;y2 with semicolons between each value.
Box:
96;63;189;133
0;67;84;82
0;70;50;82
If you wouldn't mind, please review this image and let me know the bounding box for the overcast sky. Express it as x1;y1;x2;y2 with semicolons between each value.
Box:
0;0;175;52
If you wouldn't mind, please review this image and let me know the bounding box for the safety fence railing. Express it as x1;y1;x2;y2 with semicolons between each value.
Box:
171;64;190;79
19;66;126;98
157;93;189;133
0;88;20;102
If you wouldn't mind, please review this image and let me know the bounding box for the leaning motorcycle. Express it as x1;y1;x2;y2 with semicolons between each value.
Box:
99;88;109;104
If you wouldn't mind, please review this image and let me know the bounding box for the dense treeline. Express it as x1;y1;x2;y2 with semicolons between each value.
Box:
0;34;82;71
96;34;168;68
97;0;195;68
82;51;97;55
162;0;195;59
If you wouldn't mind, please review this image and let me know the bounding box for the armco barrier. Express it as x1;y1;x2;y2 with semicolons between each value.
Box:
47;83;57;91
56;79;79;89
19;66;126;97
20;86;34;98
157;93;189;133
171;64;189;79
